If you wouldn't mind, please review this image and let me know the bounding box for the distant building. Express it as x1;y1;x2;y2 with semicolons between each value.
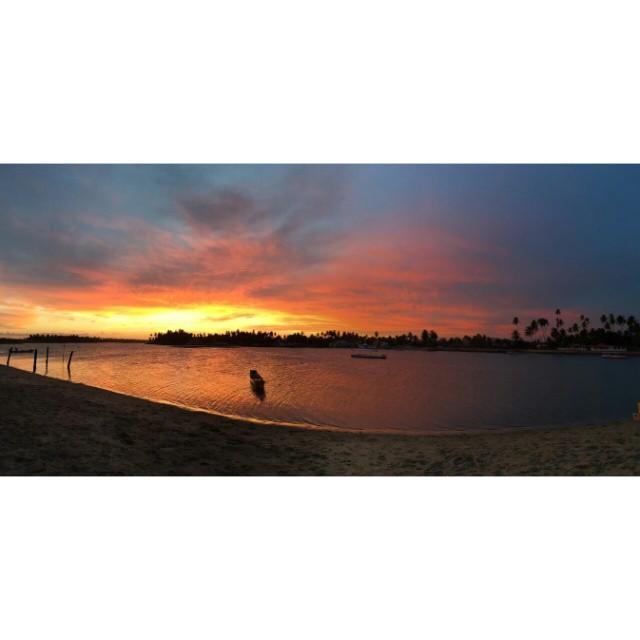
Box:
330;339;352;348
591;344;627;352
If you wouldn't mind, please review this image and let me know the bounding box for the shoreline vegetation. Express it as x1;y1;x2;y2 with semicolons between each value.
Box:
0;334;144;344
147;309;640;353
1;365;638;475
2;309;638;353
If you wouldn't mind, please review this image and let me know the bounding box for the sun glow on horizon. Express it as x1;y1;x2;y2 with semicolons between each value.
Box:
0;303;337;339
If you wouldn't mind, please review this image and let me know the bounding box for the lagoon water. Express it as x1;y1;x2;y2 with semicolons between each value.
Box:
4;342;639;433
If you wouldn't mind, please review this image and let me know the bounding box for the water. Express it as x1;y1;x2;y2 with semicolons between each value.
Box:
3;343;639;433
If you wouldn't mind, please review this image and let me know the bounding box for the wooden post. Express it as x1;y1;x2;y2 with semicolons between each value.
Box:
45;347;50;368
67;350;74;372
32;349;38;373
6;347;12;366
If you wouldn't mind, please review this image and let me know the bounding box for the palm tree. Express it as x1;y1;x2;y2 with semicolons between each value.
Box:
628;316;639;345
600;314;607;326
525;319;539;341
538;318;549;342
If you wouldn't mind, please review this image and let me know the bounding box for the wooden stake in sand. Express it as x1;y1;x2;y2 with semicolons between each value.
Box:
32;349;38;373
45;347;50;369
6;347;12;366
67;351;74;372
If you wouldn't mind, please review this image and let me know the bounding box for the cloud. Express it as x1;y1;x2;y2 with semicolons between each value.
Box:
0;300;37;333
179;189;260;232
204;312;256;322
0;168;354;331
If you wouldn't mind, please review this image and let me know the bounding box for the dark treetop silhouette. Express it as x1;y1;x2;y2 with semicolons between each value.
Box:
147;311;640;351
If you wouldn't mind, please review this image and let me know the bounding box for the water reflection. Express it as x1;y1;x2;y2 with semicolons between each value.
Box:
250;382;266;402
3;343;640;433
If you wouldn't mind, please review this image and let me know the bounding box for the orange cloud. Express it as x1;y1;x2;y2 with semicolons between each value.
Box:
1;210;521;338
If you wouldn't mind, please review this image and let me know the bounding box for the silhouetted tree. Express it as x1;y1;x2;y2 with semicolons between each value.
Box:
537;318;549;342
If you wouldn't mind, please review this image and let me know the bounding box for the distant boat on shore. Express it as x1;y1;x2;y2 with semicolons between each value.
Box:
351;353;387;360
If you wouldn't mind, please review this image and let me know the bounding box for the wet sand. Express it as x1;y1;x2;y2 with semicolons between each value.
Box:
1;365;638;475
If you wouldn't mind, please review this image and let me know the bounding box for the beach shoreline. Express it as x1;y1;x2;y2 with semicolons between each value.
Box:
1;365;638;475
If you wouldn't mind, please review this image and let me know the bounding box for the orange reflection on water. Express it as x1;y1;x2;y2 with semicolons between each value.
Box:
4;342;640;433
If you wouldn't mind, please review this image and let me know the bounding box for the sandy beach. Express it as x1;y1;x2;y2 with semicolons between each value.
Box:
0;365;638;475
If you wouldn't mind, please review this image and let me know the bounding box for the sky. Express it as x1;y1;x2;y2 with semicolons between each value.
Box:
1;164;639;339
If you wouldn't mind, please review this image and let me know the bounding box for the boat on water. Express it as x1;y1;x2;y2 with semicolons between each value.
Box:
249;369;265;386
602;354;628;359
351;353;387;360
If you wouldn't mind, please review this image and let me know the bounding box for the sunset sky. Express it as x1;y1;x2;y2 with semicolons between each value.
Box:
1;164;639;338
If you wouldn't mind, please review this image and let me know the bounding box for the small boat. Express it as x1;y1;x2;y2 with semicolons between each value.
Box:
351;353;387;360
249;369;265;386
602;354;627;359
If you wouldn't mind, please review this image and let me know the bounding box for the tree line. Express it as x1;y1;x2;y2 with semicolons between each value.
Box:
150;310;640;350
3;314;637;350
0;334;143;344
511;310;640;349
148;328;514;349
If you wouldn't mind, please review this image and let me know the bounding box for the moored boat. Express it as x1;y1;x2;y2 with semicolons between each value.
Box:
249;369;265;385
